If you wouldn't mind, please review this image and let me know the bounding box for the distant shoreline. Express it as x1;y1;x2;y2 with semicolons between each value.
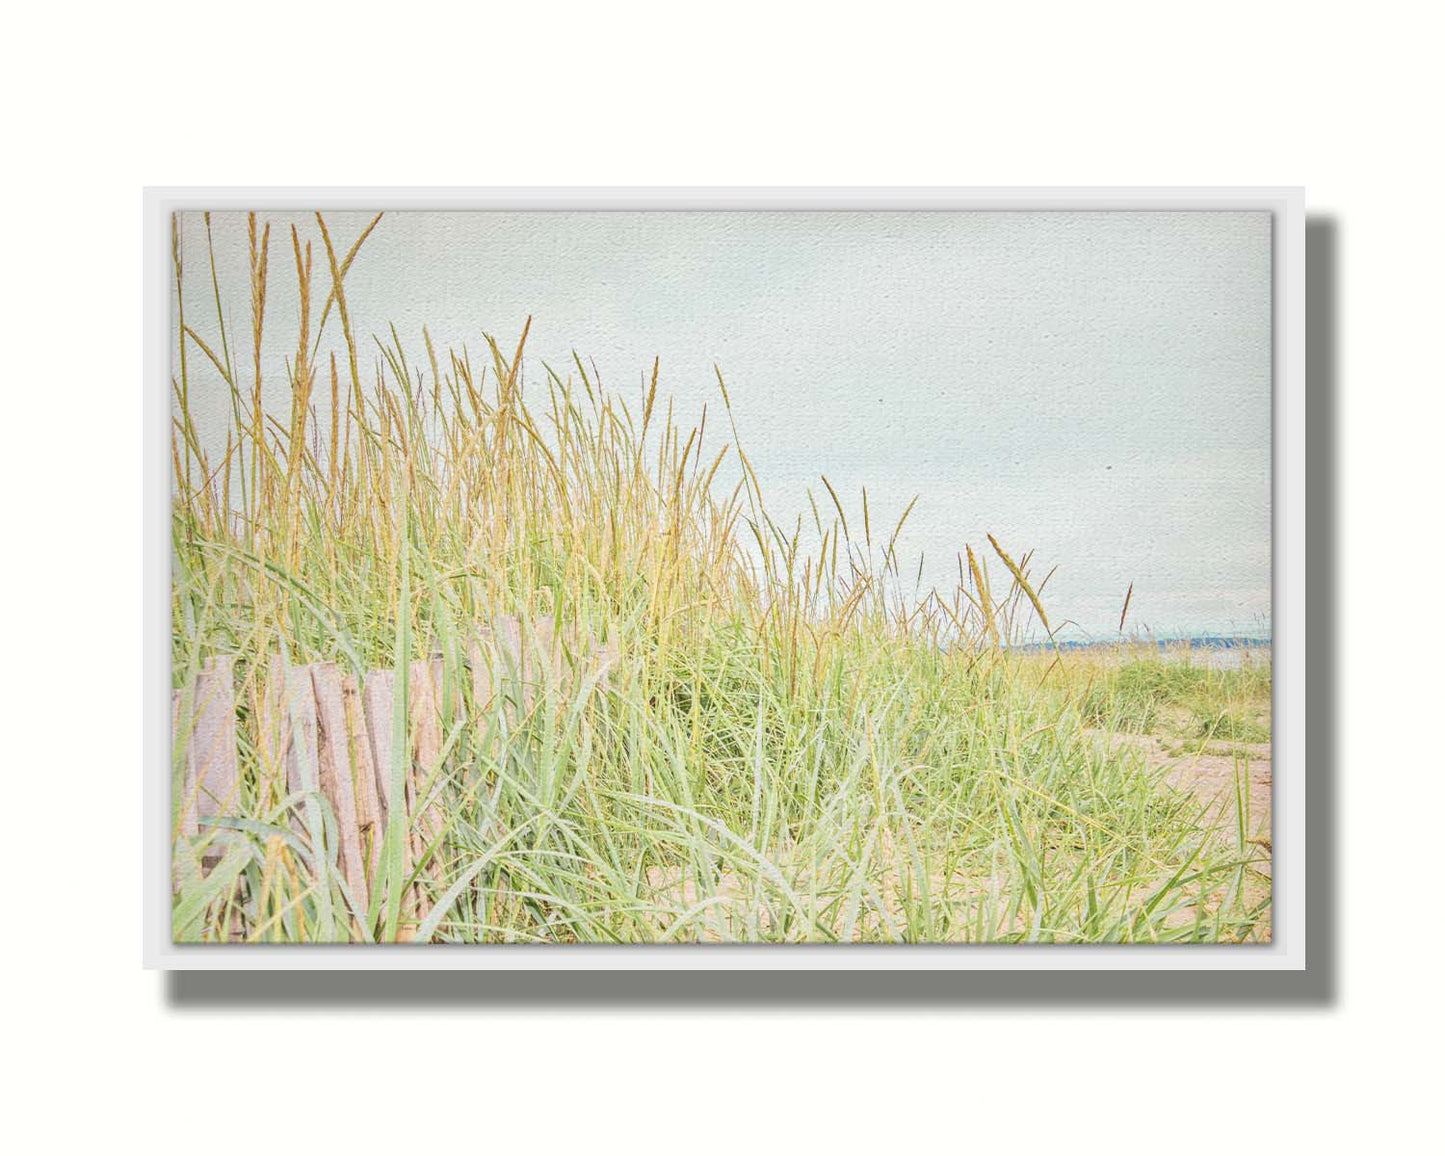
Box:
1012;634;1272;654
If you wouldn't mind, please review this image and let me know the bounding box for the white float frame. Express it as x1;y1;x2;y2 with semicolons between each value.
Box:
142;187;1306;971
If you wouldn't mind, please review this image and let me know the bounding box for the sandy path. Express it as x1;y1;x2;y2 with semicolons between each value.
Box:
1107;731;1272;937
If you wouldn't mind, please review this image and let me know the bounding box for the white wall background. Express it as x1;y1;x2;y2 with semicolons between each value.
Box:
2;2;1440;1152
177;209;1271;638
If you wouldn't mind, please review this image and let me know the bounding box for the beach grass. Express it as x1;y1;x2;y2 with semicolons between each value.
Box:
170;212;1270;944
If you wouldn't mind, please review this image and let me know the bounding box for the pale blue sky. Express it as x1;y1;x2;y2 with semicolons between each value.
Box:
176;210;1271;639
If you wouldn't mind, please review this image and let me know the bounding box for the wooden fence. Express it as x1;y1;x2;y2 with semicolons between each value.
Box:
171;618;612;940
173;653;466;935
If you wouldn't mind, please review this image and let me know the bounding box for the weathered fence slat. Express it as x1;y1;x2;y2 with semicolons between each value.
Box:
341;674;382;884
468;638;493;717
311;662;370;918
360;668;416;931
256;656;290;812
172;658;244;938
360;670;396;824
178;656;239;846
281;659;322;803
408;658;447;922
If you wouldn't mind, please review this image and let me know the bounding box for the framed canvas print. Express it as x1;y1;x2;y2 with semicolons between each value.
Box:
143;187;1305;970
